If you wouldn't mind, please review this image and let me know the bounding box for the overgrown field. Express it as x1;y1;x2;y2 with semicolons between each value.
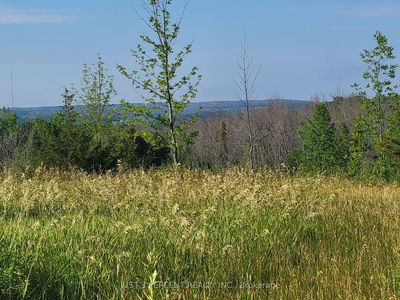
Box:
1;168;400;299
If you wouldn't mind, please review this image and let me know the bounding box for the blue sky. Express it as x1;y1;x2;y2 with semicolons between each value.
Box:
0;0;400;107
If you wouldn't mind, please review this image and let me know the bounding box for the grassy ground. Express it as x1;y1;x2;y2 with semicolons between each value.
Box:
0;167;400;299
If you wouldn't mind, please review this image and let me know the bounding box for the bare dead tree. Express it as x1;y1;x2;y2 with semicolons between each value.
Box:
235;34;260;169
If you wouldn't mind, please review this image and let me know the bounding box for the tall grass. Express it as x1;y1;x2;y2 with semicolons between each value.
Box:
1;167;400;299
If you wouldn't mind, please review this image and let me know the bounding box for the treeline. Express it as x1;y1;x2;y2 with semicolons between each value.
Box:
1;0;400;181
190;30;400;181
1;89;399;180
0;54;170;172
0;90;169;172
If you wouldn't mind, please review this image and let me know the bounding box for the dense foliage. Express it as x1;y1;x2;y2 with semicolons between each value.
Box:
1;0;400;182
285;31;400;180
287;103;349;174
0;103;169;172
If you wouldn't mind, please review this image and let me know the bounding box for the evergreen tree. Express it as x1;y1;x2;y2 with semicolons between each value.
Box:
336;122;351;163
61;88;77;124
297;103;348;174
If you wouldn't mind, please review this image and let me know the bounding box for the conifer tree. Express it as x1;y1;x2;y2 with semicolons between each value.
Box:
61;88;77;125
297;103;348;174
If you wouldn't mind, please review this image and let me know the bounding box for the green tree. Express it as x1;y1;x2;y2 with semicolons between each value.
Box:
74;55;117;137
296;103;348;174
70;56;120;170
0;108;19;168
61;88;77;125
110;125;170;170
0;108;18;134
117;0;202;164
350;31;398;172
337;122;351;162
21;90;94;170
381;99;400;166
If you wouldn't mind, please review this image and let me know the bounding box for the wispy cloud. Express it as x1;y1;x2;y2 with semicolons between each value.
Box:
0;6;73;24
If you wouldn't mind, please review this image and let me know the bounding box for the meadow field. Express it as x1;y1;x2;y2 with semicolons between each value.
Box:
1;167;400;299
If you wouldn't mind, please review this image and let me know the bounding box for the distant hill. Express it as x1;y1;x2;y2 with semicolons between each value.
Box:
10;99;310;122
